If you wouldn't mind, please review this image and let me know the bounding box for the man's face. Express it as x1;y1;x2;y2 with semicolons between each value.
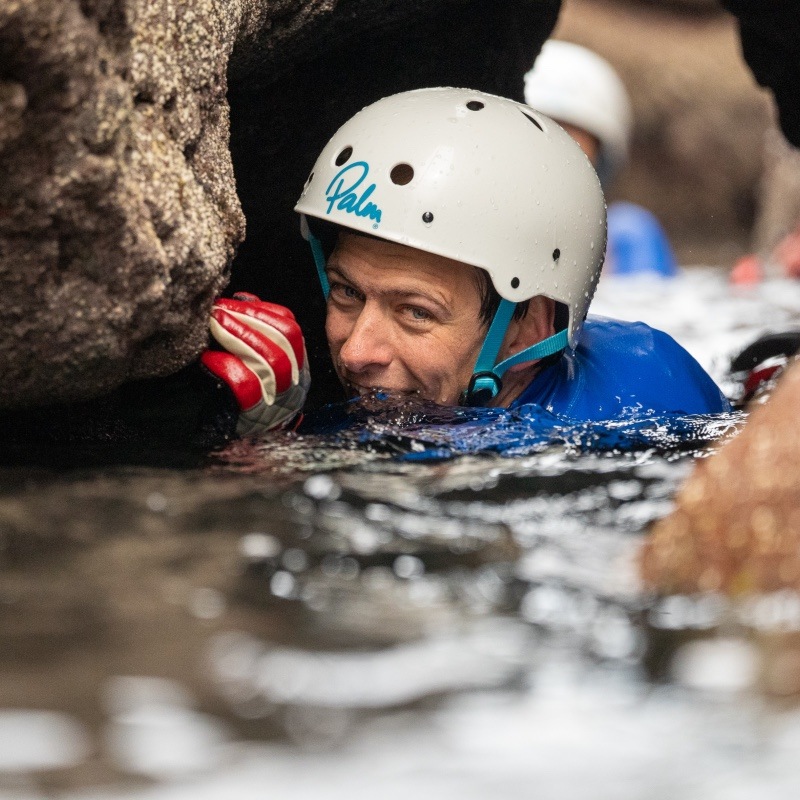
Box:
325;233;486;406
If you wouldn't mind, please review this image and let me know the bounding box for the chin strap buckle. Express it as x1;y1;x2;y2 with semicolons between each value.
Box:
461;371;502;407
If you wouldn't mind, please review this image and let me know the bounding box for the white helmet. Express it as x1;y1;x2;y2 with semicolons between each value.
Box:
524;41;632;188
294;87;606;400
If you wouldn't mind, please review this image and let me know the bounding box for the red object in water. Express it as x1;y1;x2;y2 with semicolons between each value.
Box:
774;229;800;279
729;254;764;285
743;363;783;400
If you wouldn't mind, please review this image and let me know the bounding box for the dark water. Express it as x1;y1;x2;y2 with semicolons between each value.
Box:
2;269;800;798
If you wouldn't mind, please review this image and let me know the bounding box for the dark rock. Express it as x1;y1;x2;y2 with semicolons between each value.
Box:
721;0;800;149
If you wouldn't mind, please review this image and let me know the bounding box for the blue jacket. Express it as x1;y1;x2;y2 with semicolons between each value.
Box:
606;202;678;278
511;316;730;420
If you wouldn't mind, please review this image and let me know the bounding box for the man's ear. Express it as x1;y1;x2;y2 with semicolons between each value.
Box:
498;296;556;368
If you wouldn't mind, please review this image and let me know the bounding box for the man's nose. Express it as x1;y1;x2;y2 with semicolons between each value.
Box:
338;305;393;373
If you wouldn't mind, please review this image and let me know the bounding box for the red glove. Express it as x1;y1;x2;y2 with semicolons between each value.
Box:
201;293;310;435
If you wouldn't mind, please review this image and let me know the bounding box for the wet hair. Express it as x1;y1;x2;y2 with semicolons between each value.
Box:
474;267;528;326
474;266;569;336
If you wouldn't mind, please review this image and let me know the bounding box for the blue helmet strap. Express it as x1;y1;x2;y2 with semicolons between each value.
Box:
308;228;330;299
463;298;568;406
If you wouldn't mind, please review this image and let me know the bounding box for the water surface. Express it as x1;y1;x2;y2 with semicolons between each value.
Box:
2;268;800;798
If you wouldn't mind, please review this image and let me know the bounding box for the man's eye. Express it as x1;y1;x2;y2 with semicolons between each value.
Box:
408;306;432;321
330;282;362;301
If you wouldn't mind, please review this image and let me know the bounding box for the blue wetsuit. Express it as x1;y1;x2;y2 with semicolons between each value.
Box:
606;202;678;278
511;316;730;420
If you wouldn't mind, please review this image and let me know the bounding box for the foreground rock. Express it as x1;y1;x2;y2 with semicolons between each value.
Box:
640;359;800;595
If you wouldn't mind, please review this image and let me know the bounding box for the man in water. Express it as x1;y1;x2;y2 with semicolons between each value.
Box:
207;87;728;433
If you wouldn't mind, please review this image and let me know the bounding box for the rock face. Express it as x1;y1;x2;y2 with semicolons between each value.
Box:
640;359;800;595
0;0;245;409
0;0;559;410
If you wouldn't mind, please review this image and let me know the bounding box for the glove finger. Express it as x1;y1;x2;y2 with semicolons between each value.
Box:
231;294;297;321
210;311;289;402
200;350;262;411
223;308;303;378
211;308;302;392
217;297;302;347
213;299;305;377
218;297;297;323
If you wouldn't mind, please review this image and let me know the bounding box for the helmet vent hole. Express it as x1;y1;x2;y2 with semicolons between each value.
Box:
390;163;414;185
511;277;520;289
466;100;485;111
335;146;353;166
422;211;434;224
520;110;544;132
553;248;561;261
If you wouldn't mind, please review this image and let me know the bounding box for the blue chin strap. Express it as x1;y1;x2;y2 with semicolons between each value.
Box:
463;298;568;406
308;227;330;299
306;224;566;407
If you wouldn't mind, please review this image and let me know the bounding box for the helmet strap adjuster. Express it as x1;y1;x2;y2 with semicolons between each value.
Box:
465;298;569;407
461;371;503;406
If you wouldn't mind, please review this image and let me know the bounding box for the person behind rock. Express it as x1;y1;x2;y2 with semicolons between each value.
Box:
3;87;728;458
523;40;678;279
215;87;727;427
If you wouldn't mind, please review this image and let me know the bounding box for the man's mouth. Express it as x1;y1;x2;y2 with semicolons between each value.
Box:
342;379;419;399
343;381;373;397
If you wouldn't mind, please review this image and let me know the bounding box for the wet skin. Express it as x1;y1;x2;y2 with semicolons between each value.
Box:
325;233;555;407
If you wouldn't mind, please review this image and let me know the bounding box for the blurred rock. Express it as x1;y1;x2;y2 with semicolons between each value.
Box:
640;359;800;595
752;129;800;257
554;0;773;264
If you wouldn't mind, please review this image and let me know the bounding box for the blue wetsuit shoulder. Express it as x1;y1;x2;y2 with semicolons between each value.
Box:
510;317;730;420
